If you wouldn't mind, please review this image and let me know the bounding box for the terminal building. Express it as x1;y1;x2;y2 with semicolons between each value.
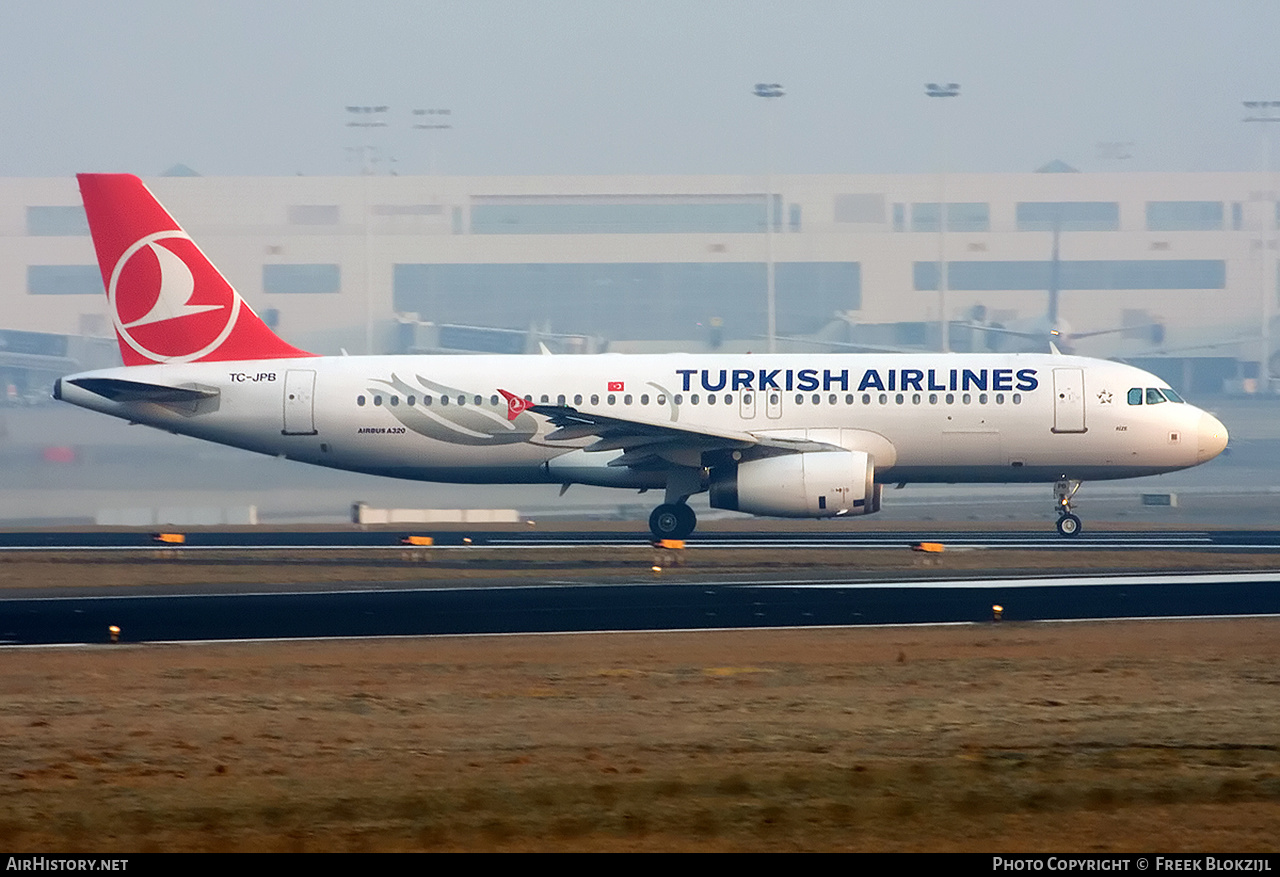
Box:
2;166;1276;397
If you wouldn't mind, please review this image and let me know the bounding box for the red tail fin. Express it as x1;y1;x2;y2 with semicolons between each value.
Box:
77;174;313;365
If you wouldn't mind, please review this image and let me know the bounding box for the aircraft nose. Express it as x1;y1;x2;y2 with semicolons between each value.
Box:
1196;411;1228;463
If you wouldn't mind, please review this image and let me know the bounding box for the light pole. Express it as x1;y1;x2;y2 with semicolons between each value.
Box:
754;83;784;353
926;82;959;353
345;105;390;354
412;108;453;177
1244;100;1280;389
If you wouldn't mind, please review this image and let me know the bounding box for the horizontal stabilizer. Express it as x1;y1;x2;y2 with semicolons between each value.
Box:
67;377;219;404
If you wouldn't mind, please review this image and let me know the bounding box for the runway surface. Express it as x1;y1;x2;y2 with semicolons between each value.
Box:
3;571;1279;646
3;527;1280;550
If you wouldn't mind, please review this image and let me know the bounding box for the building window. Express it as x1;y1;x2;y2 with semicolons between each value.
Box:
27;265;100;295
470;194;773;234
393;261;862;341
913;260;1225;291
1015;202;1119;232
263;264;341;294
1146;201;1224;232
26;206;89;236
912;203;990;232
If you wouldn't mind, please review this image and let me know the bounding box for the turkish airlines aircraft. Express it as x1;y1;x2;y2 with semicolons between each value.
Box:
55;175;1229;539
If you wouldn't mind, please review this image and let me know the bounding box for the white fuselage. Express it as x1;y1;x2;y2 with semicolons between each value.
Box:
55;352;1227;492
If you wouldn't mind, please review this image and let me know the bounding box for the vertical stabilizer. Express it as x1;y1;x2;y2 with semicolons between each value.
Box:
77;173;313;365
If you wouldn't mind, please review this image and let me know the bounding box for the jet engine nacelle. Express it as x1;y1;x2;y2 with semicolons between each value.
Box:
708;450;881;518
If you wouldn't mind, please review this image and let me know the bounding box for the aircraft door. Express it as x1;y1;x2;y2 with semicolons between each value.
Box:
1051;367;1086;433
740;390;757;420
283;369;318;435
765;390;782;419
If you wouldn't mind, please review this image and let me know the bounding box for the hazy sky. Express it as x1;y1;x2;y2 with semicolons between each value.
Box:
4;0;1279;178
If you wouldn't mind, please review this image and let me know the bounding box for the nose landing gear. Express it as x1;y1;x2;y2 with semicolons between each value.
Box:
1054;479;1082;537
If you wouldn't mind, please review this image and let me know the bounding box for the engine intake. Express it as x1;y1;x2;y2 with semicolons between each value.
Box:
709;450;881;518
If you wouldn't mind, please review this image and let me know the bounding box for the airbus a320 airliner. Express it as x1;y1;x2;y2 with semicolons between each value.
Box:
55;174;1229;539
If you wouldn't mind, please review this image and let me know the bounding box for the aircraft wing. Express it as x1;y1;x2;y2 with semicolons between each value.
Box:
528;402;839;468
954;321;1048;341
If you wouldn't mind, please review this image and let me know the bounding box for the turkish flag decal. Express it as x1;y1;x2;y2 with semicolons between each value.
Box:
607;381;624;392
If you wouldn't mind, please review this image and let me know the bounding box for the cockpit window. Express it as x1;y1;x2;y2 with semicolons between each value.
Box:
1145;388;1167;405
1161;388;1184;403
1127;388;1143;405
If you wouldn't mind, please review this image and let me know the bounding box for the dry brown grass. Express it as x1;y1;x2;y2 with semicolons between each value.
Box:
1;620;1278;851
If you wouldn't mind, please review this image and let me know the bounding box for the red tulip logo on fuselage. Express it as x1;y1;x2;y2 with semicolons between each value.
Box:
109;232;241;363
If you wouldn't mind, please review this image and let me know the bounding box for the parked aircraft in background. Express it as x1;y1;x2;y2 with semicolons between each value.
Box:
958;221;1165;355
55;175;1228;539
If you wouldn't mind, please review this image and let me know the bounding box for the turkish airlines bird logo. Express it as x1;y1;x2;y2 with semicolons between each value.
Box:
109;232;241;363
120;242;223;329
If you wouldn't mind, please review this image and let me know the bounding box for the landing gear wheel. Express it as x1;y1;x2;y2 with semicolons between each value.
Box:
649;503;696;540
1053;479;1083;539
1056;513;1082;538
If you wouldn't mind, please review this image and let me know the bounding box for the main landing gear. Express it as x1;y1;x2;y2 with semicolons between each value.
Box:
649;503;697;541
1054;479;1082;538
